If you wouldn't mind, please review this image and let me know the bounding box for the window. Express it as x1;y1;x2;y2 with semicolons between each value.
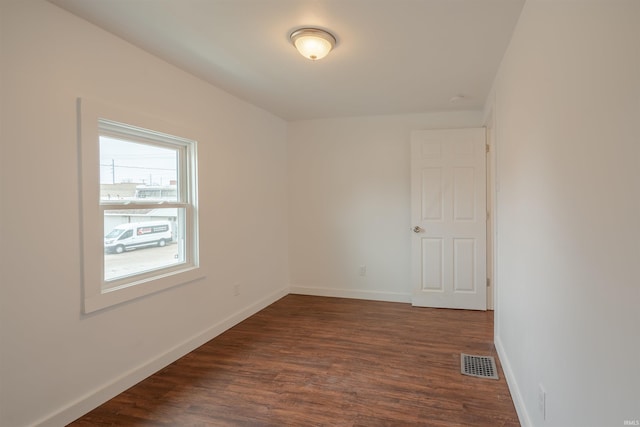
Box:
79;99;202;313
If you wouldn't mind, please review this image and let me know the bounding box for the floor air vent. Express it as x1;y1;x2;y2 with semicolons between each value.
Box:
460;353;499;379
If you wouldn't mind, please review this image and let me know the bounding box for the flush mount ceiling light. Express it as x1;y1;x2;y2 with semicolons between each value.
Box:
290;28;336;61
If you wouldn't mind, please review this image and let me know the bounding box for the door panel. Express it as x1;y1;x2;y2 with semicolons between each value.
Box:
411;128;486;310
421;238;443;290
421;168;443;220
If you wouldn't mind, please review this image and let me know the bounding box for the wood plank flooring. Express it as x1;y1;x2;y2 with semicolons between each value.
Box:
69;295;520;426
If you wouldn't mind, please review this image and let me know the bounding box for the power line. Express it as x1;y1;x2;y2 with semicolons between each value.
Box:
99;163;175;172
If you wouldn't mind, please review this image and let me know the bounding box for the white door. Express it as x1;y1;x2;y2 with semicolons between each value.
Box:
410;128;487;310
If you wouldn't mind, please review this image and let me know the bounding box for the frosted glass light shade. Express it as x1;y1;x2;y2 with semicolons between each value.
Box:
290;28;336;61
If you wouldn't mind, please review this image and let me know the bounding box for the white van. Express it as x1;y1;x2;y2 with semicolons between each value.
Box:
104;221;173;254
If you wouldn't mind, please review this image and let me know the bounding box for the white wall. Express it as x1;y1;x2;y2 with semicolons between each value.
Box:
0;1;289;426
489;1;640;426
4;1;638;426
288;112;483;302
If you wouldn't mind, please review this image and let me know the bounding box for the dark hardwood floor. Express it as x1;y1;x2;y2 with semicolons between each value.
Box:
69;295;519;426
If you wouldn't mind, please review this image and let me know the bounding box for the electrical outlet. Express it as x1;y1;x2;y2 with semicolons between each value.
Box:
538;384;546;421
233;284;240;296
359;265;366;276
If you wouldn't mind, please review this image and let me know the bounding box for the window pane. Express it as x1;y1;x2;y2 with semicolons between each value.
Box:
99;136;178;202
103;208;186;284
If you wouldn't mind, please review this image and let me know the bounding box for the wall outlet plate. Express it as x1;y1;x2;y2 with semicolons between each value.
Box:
359;265;366;276
538;384;546;421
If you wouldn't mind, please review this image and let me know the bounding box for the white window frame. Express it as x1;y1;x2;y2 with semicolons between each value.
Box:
78;98;203;313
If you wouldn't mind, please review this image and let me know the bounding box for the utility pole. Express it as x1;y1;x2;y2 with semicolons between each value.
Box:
111;159;115;184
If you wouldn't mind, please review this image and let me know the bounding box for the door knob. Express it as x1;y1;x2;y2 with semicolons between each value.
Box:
413;226;424;233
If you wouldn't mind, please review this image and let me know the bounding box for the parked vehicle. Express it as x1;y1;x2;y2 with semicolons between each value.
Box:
104;221;172;254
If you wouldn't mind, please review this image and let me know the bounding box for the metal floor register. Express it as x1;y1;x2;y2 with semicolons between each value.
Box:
460;353;499;379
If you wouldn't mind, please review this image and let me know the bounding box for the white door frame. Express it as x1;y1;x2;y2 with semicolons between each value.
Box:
484;106;497;311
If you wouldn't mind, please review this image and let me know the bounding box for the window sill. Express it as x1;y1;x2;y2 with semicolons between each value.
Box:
84;266;206;313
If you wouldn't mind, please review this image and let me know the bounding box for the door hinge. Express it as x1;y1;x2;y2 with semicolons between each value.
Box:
486;143;490;153
486;278;491;287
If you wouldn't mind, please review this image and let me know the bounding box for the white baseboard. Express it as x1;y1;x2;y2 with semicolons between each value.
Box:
34;286;289;427
495;335;532;427
290;285;412;304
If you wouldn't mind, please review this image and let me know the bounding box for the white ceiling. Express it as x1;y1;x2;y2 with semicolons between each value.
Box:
48;0;525;121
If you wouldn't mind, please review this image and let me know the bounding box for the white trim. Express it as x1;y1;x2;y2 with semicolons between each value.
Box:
290;285;412;303
84;266;207;313
78;98;201;313
484;105;497;311
495;335;532;427
32;287;289;427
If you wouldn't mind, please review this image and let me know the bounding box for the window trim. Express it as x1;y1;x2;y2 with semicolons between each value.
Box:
78;98;203;313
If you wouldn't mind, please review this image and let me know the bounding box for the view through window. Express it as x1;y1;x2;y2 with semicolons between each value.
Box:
98;121;195;289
